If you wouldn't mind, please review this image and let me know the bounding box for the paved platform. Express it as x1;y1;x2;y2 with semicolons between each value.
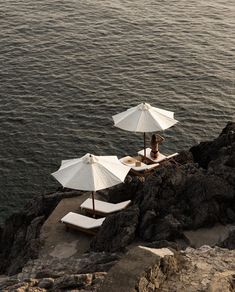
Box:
39;193;93;259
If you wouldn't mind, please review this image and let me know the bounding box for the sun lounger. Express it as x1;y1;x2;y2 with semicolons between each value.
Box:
138;148;179;163
61;212;105;235
80;198;131;216
119;156;159;176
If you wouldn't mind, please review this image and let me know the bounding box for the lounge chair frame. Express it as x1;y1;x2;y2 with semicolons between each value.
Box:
62;222;100;235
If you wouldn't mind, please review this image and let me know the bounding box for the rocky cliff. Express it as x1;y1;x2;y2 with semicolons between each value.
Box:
91;122;235;251
0;190;83;275
0;122;234;291
0;246;234;291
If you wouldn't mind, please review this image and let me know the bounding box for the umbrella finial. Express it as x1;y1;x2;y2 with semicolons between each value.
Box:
138;102;150;111
82;153;97;164
89;154;96;164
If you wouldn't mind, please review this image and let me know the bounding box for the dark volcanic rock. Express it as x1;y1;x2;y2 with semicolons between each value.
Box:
174;150;194;165
181;174;234;228
6;216;45;276
99;175;143;203
0;190;82;275
140;214;182;242
190;121;235;169
91;206;139;252
135;123;235;243
219;229;235;249
92;124;235;251
1;122;234;275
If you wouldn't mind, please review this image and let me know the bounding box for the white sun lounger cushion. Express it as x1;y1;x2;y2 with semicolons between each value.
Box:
138;148;179;163
61;212;105;229
81;198;131;214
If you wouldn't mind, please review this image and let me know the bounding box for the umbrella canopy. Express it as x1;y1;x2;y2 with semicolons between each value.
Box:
112;102;178;158
51;153;130;215
112;102;178;132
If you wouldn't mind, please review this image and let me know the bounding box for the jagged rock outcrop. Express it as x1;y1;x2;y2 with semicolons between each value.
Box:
1;246;234;292
0;272;106;291
190;121;235;169
99;246;178;292
160;246;235;292
0;122;234;276
91;206;140;252
101;175;143;203
138;163;234;234
219;229;235;249
0;190;82;275
92;122;235;251
0;251;120;291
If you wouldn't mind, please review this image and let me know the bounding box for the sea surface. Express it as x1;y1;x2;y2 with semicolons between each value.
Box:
0;0;234;223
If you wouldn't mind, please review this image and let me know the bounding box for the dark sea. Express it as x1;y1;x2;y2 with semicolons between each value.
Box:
0;0;234;223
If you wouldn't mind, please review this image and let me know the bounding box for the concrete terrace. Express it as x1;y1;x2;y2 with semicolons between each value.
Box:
39;193;93;260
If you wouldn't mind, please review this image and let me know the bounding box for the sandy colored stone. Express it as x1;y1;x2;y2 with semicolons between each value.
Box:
99;246;177;292
208;271;235;292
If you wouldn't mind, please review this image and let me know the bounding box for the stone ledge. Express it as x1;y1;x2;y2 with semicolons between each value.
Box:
99;246;178;292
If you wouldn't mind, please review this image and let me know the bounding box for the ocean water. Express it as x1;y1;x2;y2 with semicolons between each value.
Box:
0;0;234;223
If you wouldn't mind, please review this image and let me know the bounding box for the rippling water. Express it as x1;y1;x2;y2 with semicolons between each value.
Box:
0;0;234;222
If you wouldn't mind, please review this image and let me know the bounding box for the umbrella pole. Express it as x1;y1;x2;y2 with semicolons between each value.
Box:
144;132;146;160
92;191;95;218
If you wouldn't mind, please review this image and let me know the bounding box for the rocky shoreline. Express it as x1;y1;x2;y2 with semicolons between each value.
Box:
0;245;234;291
0;122;234;291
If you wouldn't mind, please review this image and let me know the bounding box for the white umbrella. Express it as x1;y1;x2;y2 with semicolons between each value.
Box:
51;153;130;216
112;102;178;159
